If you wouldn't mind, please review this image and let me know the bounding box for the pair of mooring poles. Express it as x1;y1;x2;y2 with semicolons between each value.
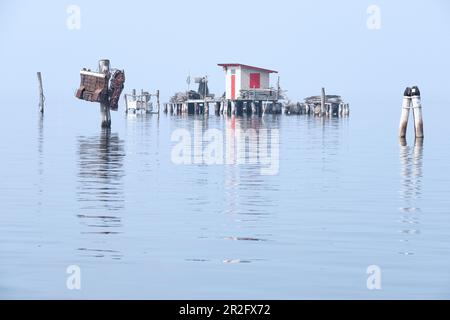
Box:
399;86;424;139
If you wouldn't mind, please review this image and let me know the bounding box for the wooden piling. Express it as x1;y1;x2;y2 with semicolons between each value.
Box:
37;72;45;114
215;102;220;115
156;90;160;114
411;86;424;139
399;87;412;138
251;101;257;114
321;87;326;116
99;60;111;128
231;101;236;115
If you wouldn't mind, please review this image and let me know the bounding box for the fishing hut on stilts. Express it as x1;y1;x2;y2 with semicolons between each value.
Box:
217;63;282;116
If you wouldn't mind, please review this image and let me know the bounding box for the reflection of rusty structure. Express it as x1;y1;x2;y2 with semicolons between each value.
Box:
76;129;125;260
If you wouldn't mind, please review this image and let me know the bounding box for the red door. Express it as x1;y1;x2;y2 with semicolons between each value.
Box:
231;74;236;100
250;73;260;89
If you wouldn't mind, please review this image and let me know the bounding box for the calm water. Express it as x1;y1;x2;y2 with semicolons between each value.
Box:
1;98;450;299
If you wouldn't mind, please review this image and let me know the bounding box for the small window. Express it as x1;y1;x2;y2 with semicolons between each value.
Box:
250;73;261;89
231;69;236;75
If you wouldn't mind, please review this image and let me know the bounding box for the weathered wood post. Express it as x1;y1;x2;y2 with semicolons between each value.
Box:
399;87;412;138
124;94;129;113
37;72;45;114
321;87;326;116
156;90;160;114
215;102;220;115
251;101;257;114
231;101;236;115
98;60;111;128
411;86;424;139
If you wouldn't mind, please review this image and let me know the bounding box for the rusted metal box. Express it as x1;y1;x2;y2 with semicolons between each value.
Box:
75;70;108;103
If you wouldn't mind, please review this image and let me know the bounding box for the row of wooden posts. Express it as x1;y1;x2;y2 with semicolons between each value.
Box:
163;100;283;116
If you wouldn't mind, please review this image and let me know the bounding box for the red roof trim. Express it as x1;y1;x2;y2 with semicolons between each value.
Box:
218;63;278;74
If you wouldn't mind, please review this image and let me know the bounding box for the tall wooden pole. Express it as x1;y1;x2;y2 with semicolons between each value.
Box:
37;72;45;114
156;90;160;114
99;60;111;128
321;87;326;116
399;87;412;138
411;86;424;139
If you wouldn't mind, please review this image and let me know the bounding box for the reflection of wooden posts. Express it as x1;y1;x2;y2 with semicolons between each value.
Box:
37;72;45;114
99;60;111;128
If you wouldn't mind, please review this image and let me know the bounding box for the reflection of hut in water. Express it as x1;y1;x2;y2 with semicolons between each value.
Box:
76;129;125;259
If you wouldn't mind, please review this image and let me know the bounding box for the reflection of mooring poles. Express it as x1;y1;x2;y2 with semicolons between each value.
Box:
37;72;45;114
399;137;424;200
399;86;424;139
399;137;423;254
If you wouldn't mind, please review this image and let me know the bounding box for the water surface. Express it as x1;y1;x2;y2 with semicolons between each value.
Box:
1;98;450;299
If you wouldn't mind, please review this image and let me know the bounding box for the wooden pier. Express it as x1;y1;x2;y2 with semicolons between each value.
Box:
284;88;350;117
164;64;284;116
164;98;282;116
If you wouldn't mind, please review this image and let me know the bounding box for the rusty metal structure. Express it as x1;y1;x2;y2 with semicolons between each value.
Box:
109;70;125;111
76;69;109;103
75;66;125;112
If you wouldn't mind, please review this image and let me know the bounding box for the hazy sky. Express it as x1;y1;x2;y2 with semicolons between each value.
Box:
1;0;449;104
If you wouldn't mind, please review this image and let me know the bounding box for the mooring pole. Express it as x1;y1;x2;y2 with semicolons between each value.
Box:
231;101;236;115
399;87;412;138
37;72;45;114
156;90;160;114
411;86;424;139
99;59;111;128
321;87;326;116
